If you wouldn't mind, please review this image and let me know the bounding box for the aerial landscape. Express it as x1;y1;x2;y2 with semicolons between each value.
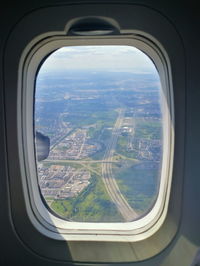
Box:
35;46;163;222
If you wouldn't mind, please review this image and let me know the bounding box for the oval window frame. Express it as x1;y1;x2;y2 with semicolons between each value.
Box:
21;34;174;242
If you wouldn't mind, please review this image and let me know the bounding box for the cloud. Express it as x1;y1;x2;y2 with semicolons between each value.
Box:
39;46;158;74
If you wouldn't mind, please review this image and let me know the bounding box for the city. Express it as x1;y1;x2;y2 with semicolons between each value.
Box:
35;68;163;222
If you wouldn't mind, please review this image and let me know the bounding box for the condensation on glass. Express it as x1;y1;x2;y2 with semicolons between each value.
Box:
34;46;163;223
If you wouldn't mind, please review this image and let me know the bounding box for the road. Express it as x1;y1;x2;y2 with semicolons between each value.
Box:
76;130;87;159
45;159;117;164
45;108;138;221
49;112;75;151
101;108;139;222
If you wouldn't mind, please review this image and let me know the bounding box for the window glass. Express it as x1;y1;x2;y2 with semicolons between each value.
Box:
35;46;163;222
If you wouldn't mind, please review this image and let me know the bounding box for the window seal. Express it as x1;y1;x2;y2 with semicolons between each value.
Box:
19;34;174;242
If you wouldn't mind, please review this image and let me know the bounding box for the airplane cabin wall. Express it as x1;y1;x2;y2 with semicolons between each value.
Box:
0;1;200;265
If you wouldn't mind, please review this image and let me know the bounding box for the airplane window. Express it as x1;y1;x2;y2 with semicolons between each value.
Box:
34;45;163;223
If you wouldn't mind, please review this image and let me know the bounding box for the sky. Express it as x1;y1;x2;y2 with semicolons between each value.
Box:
39;45;158;74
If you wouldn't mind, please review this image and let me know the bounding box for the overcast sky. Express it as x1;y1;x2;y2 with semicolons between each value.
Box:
39;45;158;74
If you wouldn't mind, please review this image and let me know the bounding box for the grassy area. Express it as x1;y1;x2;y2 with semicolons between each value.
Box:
90;143;106;160
42;161;82;169
88;128;112;160
114;162;159;213
134;119;162;140
88;127;111;141
50;174;123;222
116;136;137;159
64;109;117;129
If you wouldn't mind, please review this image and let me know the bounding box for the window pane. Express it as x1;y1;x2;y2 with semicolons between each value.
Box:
35;46;163;222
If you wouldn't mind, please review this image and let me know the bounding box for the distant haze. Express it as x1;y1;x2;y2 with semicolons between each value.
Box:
39;45;158;75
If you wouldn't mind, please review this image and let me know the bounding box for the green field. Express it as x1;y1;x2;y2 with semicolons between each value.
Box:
134;119;162;140
49;173;123;222
114;162;159;213
64;109;118;128
42;161;82;169
116;135;137;159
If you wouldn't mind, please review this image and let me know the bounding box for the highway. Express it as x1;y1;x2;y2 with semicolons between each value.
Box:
101;108;139;222
46;108;138;221
45;159;117;164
